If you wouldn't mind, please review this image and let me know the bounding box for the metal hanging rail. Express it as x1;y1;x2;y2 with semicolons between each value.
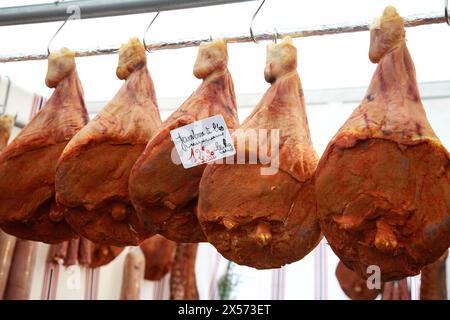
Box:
0;11;446;63
0;0;258;26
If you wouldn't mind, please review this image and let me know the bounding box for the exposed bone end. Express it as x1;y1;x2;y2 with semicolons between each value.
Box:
374;220;398;252
264;36;297;84
382;6;400;21
193;39;228;79
369;5;405;63
45;47;76;88
111;203;129;221
116;37;147;80
222;218;236;230
255;222;272;247
49;202;65;222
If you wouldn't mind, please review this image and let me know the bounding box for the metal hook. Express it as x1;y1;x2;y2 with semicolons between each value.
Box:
47;14;70;56
143;11;160;53
446;0;450;25
273;28;279;43
250;0;266;43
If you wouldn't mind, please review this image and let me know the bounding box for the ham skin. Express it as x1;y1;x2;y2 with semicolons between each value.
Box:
129;39;239;243
0;48;88;243
55;38;161;246
197;37;322;269
314;6;450;281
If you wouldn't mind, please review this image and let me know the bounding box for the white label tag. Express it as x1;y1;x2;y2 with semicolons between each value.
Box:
170;115;235;169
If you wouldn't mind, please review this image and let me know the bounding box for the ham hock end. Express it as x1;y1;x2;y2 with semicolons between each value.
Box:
56;38;161;246
0;48;88;243
198;37;322;269
315;7;450;281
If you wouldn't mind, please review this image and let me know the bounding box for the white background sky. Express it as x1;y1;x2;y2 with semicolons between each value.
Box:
0;0;449;102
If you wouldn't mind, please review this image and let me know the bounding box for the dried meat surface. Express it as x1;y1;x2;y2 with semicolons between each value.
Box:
198;37;322;269
129;39;239;243
315;7;450;281
56;38;161;246
0;48;88;243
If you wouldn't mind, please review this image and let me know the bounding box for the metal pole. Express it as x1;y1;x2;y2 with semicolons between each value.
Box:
0;0;258;26
0;11;446;63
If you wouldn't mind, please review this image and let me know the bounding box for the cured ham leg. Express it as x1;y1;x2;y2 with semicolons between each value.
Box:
140;235;176;281
170;243;199;300
420;251;448;300
56;38;161;246
314;6;450;281
4;240;37;300
198;37;322;269
0;49;88;243
336;261;380;300
129;39;239;243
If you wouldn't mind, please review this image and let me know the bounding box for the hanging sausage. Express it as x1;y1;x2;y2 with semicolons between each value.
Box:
78;237;92;266
56;38;161;246
420;251;448;300
314;6;450;281
120;249;145;300
197;37;322;269
140;235;176;281
170;243;199;300
0;115;16;298
0;48;89;243
129;39;239;243
47;237;123;267
382;279;410;300
3;240;37;300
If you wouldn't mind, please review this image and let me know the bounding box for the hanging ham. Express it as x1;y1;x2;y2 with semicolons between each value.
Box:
314;6;450;281
197;37;322;269
336;261;380;300
56;38;161;246
170;243;199;300
129;39;239;243
0;48;88;243
140;235;176;281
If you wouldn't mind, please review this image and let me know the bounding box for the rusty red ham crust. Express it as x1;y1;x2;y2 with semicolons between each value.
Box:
129;39;239;243
0;48;88;243
56;38;161;246
315;7;450;281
